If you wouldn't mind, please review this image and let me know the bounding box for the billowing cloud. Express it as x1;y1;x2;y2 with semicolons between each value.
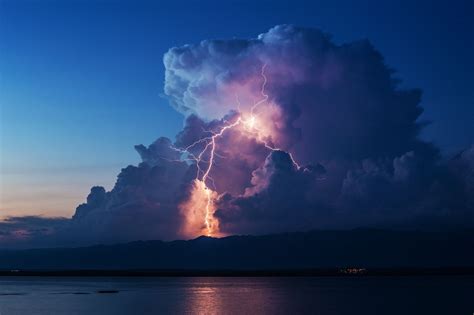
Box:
215;150;322;235
2;25;472;247
162;24;471;235
164;25;436;163
66;137;192;244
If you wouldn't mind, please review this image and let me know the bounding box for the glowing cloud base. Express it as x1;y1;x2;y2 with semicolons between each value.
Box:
176;65;302;237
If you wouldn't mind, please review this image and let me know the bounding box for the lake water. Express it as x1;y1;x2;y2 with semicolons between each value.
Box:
0;276;472;314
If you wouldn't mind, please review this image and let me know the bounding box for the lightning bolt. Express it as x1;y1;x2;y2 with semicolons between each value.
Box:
175;64;303;237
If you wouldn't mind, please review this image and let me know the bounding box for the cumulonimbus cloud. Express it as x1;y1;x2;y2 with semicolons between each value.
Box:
2;25;472;247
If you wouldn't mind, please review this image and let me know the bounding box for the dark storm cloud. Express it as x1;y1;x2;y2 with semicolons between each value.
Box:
215;148;474;234
3;25;472;247
65;137;192;244
215;150;323;235
164;24;472;234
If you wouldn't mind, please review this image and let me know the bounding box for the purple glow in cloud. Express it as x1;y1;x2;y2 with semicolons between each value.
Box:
2;25;473;247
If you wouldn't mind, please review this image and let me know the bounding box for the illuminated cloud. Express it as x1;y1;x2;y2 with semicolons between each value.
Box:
164;25;434;163
2;25;473;247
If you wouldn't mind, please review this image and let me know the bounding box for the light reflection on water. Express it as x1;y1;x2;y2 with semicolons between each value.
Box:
181;278;277;314
0;276;472;315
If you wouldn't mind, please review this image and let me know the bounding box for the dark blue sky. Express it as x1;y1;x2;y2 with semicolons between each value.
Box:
1;0;473;218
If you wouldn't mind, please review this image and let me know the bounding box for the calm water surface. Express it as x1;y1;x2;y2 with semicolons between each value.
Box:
0;276;472;314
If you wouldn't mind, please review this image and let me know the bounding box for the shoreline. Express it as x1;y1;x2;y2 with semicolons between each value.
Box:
1;267;473;277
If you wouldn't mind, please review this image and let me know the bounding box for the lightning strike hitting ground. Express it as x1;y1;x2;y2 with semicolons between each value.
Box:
176;64;303;237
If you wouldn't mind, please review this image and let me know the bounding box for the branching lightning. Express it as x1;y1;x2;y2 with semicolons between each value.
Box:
175;64;303;237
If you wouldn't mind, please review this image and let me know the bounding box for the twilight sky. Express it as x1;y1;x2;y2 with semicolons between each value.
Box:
0;0;473;224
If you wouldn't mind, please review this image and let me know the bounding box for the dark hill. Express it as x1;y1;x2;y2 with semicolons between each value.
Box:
0;229;473;270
